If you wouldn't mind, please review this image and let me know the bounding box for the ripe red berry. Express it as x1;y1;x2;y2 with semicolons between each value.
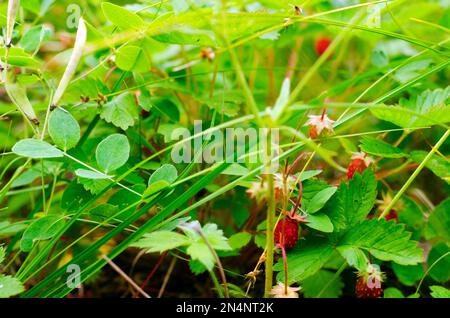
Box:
315;37;332;56
385;211;399;222
347;158;367;179
378;210;399;223
355;276;383;298
274;218;299;249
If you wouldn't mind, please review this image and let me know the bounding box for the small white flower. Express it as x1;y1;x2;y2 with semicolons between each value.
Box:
270;282;301;298
246;181;268;203
306;114;335;136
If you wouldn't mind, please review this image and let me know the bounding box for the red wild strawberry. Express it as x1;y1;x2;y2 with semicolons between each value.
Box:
315;37;332;56
347;159;367;179
347;152;373;179
379;210;399;223
355;265;384;298
274;217;299;249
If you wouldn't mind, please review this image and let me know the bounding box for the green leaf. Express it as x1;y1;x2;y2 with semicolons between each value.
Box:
102;2;144;30
131;231;191;253
399;196;424;229
410;151;450;184
19;24;52;52
78;177;111;195
296;170;322;182
20;215;65;252
338;219;424;265
0;221;27;239
392;263;424;286
305;186;337;214
0;246;5;264
228;232;252;250
61;180;92;211
187;242;215;270
384;287;405;298
11;168;42;188
48;108;80;151
427;243;450;283
304;214;334;233
115;45;150;72
143;180;170;200
189;259;207;275
5;80;38;124
274;239;334;284
100;93;139;130
202;223;232;251
336;246;368;271
12;139;64;159
360;137;408;158
95;134;130;173
301;179;332;208
426;198;450;242
430;286;450;298
0;47;40;68
153;29;216;46
393;59;432;83
370;86;450;128
302;270;344;298
325;169;378;232
149;164;178;186
75;169;111;180
89;204;119;222
0;275;24;298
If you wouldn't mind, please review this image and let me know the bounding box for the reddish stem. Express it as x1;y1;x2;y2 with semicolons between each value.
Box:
291;181;303;217
281;245;288;295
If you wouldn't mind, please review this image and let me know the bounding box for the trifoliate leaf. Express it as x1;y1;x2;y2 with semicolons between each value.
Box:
337;219;424;265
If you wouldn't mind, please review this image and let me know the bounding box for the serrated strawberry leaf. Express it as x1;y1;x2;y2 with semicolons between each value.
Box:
337;219;424;266
324;169;378;232
274;238;334;284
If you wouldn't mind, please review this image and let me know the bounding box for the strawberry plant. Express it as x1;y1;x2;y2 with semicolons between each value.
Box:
0;0;449;299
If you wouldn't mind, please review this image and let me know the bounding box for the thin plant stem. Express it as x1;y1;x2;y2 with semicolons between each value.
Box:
378;129;450;219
